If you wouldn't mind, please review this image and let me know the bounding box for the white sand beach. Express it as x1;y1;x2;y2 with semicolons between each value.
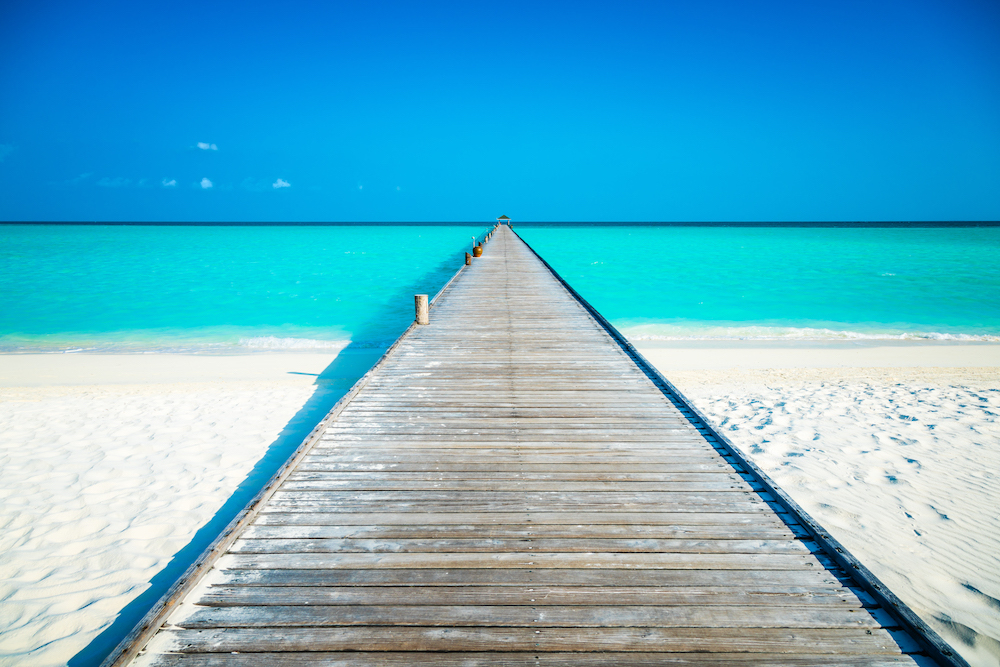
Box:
0;353;353;667
0;343;998;666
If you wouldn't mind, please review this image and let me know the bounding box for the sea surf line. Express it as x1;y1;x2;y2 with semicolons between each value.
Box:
515;224;1000;342
0;224;488;353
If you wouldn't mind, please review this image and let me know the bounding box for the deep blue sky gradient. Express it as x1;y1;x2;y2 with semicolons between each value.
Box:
1;0;998;221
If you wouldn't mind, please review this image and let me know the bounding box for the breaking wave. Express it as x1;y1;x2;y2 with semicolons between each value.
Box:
238;336;352;350
619;325;1000;342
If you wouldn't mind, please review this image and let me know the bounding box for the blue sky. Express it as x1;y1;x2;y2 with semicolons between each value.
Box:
1;0;998;222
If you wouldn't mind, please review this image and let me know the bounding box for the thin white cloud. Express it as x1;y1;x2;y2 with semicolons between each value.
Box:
197;142;218;151
272;178;291;189
0;144;14;161
97;176;131;187
66;173;92;185
162;178;177;187
200;177;213;189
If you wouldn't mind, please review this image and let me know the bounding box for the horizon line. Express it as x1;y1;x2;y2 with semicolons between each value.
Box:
2;220;1000;228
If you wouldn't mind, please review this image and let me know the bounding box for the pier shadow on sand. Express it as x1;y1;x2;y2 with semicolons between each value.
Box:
70;247;474;667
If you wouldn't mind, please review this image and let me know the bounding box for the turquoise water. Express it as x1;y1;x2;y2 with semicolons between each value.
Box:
0;225;488;352
2;224;998;352
517;225;1000;341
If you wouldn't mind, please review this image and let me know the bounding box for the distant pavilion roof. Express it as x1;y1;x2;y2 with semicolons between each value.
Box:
497;215;510;220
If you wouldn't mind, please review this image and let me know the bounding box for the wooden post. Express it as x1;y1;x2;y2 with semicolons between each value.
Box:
414;294;429;325
465;252;471;265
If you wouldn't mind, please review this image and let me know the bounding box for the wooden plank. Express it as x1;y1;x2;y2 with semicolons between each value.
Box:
301;454;739;462
295;462;734;473
279;480;757;492
325;420;699;428
285;471;749;481
217;552;825;570
241;524;802;540
215;568;847;588
146;652;921;666
304;449;730;458
339;406;682;413
145;626;912;654
199;585;867;607
260;502;772;514
316;436;715;444
263;491;773;512
177;604;886;629
252;511;789;525
228;537;816;555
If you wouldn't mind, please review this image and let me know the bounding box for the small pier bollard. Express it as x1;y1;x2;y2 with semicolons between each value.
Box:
414;294;429;325
465;252;472;265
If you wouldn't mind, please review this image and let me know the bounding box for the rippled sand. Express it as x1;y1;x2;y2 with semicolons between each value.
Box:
638;344;1000;667
0;354;341;667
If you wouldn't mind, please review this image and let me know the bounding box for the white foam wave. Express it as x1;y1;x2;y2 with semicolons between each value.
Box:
621;325;1000;342
237;336;352;350
0;335;362;354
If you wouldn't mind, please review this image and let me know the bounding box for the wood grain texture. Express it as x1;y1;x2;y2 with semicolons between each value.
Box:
146;626;915;654
127;226;932;666
147;652;920;667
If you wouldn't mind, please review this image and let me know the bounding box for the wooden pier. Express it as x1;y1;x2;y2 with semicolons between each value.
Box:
115;225;960;666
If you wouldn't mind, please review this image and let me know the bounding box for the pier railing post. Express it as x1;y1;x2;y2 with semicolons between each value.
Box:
414;294;429;325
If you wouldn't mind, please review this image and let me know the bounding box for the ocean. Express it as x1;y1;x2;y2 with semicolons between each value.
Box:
2;223;999;352
0;224;489;352
516;224;1000;342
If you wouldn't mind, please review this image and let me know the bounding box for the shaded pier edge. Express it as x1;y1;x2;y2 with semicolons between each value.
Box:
511;227;968;667
97;261;471;667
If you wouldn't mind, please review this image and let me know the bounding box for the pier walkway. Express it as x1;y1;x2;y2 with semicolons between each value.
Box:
120;225;951;666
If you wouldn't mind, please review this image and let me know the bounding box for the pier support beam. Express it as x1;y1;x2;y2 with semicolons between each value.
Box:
414;294;429;325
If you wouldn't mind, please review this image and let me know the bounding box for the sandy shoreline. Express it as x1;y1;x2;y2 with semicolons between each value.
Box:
1;344;998;666
633;339;1000;370
0;353;351;667
0;351;349;387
